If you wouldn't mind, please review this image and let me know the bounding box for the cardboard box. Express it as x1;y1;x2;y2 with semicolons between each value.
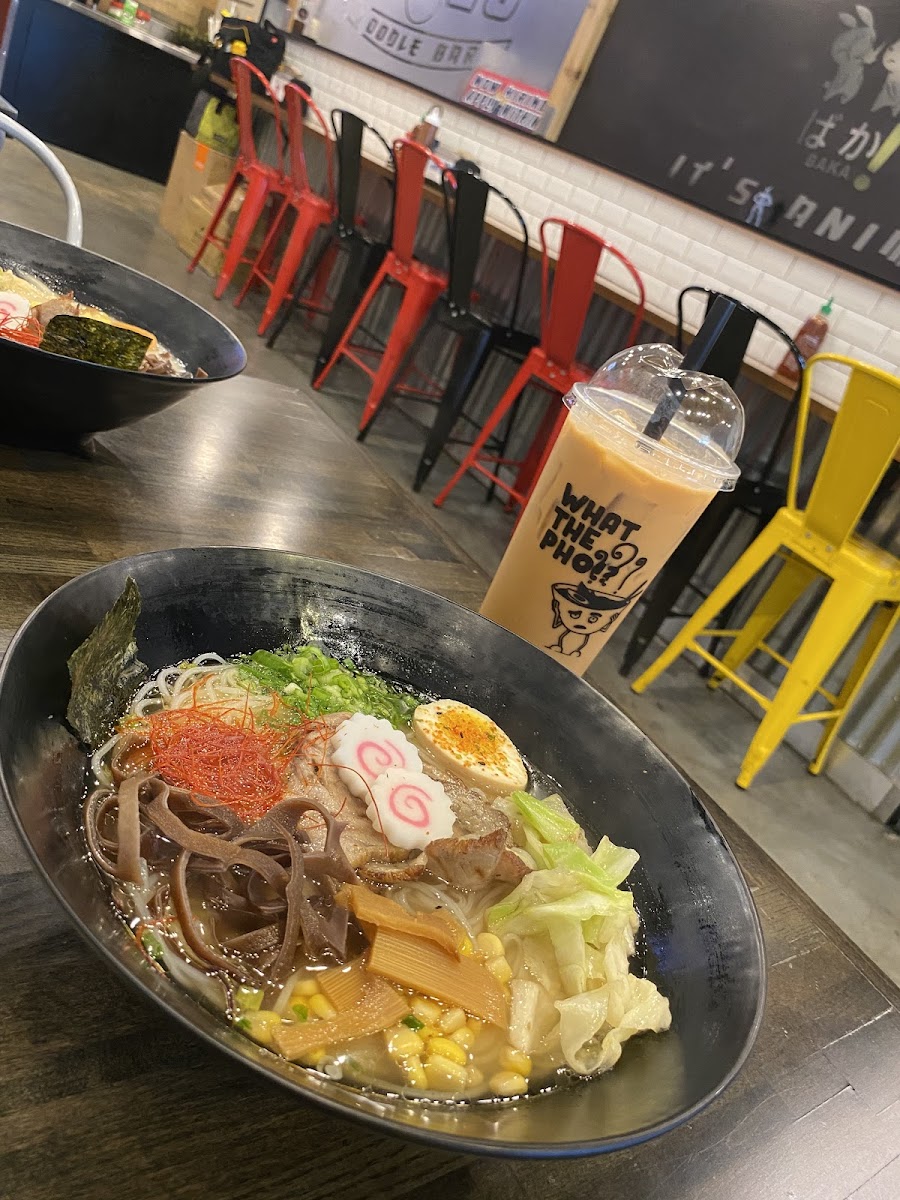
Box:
176;195;224;277
176;184;258;289
159;131;236;238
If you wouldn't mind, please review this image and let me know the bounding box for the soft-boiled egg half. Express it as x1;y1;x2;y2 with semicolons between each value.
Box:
412;699;528;794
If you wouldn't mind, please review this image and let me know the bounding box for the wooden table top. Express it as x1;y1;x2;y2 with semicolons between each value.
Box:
2;377;899;1200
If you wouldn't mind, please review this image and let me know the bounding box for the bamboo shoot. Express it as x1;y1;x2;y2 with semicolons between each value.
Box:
319;957;367;1011
367;927;508;1028
273;975;410;1060
337;884;466;957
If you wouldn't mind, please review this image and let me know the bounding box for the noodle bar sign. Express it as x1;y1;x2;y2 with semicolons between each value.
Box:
306;0;598;135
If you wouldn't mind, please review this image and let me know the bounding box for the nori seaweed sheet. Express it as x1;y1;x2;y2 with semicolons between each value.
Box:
42;315;151;370
66;578;148;749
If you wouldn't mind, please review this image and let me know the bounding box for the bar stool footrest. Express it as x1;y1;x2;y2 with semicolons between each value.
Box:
694;632;842;709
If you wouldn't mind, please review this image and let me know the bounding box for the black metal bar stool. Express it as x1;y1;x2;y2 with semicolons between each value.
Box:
266;109;393;373
619;286;806;676
356;166;536;492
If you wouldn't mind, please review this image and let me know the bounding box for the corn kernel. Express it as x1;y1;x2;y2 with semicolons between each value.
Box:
466;1066;484;1090
459;936;474;955
486;956;513;985
291;979;320;997
424;1053;469;1091
411;997;443;1024
402;1054;428;1088
416;1024;439;1041
438;1007;468;1035
449;1026;475;1052
386;1025;426;1060
427;1036;468;1066
467;1018;484;1034
308;993;337;1020
238;1009;282;1046
300;1047;328;1067
500;1047;532;1076
254;1010;282;1030
490;1070;528;1098
476;932;505;958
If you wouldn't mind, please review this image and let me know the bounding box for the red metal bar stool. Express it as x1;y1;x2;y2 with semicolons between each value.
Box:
188;58;286;299
312;138;448;433
433;217;645;511
235;83;336;335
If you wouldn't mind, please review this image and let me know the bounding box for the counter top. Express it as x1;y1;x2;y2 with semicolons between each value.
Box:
212;72;844;423
5;0;200;181
48;0;199;63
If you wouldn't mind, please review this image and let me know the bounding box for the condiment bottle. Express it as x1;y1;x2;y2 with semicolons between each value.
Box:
777;298;833;382
409;104;442;149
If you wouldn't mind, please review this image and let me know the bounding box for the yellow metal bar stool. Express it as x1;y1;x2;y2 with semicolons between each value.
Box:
632;353;900;788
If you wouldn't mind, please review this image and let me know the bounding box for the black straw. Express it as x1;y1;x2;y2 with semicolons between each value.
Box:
642;296;738;441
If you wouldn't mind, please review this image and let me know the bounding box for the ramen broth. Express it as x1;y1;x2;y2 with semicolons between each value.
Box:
0;267;192;376
83;649;671;1102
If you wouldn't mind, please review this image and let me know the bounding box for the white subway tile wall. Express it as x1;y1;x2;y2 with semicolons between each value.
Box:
286;44;899;407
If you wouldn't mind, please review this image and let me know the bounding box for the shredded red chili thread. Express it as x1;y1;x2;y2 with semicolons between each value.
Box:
146;694;332;823
0;312;43;348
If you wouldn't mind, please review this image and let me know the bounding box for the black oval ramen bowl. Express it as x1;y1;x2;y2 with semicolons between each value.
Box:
0;548;765;1157
0;221;246;440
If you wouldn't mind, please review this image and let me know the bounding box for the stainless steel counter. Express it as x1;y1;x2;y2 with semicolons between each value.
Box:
4;0;199;180
48;0;199;63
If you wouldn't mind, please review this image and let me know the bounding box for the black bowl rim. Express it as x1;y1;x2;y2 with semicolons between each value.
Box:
0;547;767;1159
0;220;247;384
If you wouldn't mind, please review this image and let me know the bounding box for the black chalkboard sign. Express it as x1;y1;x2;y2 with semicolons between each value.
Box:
558;0;900;289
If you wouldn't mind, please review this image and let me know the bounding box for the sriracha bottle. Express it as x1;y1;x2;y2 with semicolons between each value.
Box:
778;298;833;382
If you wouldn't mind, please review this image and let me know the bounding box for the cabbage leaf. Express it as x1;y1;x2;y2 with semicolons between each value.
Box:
558;976;672;1075
487;793;670;1074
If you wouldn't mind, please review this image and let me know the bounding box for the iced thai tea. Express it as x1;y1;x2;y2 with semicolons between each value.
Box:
479;350;742;675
